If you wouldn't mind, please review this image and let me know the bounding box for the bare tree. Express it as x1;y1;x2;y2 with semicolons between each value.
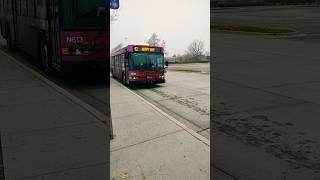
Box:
110;5;121;25
146;33;169;56
186;40;205;59
110;11;118;24
146;33;161;46
161;40;168;56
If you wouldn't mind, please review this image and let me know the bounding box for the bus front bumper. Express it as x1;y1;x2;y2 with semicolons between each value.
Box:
128;79;165;85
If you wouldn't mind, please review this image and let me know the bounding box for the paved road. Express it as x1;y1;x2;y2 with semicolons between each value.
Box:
0;40;109;180
0;47;108;179
110;78;210;180
0;38;212;178
130;69;210;139
212;31;320;179
0;35;210;135
0;42;210;143
0;40;108;117
212;6;320;179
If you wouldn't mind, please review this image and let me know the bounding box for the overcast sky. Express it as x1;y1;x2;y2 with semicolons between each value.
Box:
110;0;210;56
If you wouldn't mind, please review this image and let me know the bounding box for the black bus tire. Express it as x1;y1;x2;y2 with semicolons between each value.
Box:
122;73;127;86
40;39;54;76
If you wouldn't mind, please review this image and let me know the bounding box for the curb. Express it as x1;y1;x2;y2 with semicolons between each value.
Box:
115;80;210;147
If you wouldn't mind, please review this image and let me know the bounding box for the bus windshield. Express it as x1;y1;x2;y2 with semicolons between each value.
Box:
129;53;164;71
149;54;164;70
60;0;108;30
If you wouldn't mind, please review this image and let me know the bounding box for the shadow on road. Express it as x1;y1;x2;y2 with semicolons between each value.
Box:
128;84;163;90
0;43;108;89
61;71;108;88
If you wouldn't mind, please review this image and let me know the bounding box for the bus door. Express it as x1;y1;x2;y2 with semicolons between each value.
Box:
146;54;156;82
48;0;61;69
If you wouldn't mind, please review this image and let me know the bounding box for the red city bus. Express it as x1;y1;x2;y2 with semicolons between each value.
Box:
0;0;109;74
110;45;166;85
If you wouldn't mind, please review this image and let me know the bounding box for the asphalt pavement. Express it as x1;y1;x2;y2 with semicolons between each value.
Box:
0;49;109;179
211;5;320;179
0;36;108;117
212;31;320;179
0;34;213;179
131;69;210;139
212;5;320;42
110;78;210;179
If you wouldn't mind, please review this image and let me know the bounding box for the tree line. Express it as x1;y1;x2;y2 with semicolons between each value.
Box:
112;33;209;64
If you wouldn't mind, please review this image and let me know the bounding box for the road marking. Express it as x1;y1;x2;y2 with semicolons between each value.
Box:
0;50;109;126
116;81;210;147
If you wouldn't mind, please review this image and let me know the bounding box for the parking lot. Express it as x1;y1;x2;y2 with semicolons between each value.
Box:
212;5;320;42
212;5;320;179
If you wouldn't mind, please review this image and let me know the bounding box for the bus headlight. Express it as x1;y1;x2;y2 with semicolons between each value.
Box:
62;47;91;56
129;76;138;80
159;75;165;79
61;48;70;55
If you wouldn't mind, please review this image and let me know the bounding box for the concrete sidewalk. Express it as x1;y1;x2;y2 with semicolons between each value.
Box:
0;50;108;179
110;79;210;180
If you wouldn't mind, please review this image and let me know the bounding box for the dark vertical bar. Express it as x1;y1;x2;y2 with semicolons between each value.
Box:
0;134;5;180
107;1;111;178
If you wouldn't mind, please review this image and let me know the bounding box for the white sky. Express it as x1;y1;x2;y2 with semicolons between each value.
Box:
110;0;210;56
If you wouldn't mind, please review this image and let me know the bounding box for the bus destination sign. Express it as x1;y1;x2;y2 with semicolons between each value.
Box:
133;46;161;53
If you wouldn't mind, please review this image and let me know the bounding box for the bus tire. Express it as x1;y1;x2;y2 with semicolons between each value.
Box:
122;73;127;86
40;38;54;76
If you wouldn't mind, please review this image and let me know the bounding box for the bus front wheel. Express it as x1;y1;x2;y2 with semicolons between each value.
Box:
40;39;54;76
122;73;127;86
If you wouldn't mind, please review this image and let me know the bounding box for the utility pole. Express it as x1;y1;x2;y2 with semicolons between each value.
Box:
109;0;119;140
